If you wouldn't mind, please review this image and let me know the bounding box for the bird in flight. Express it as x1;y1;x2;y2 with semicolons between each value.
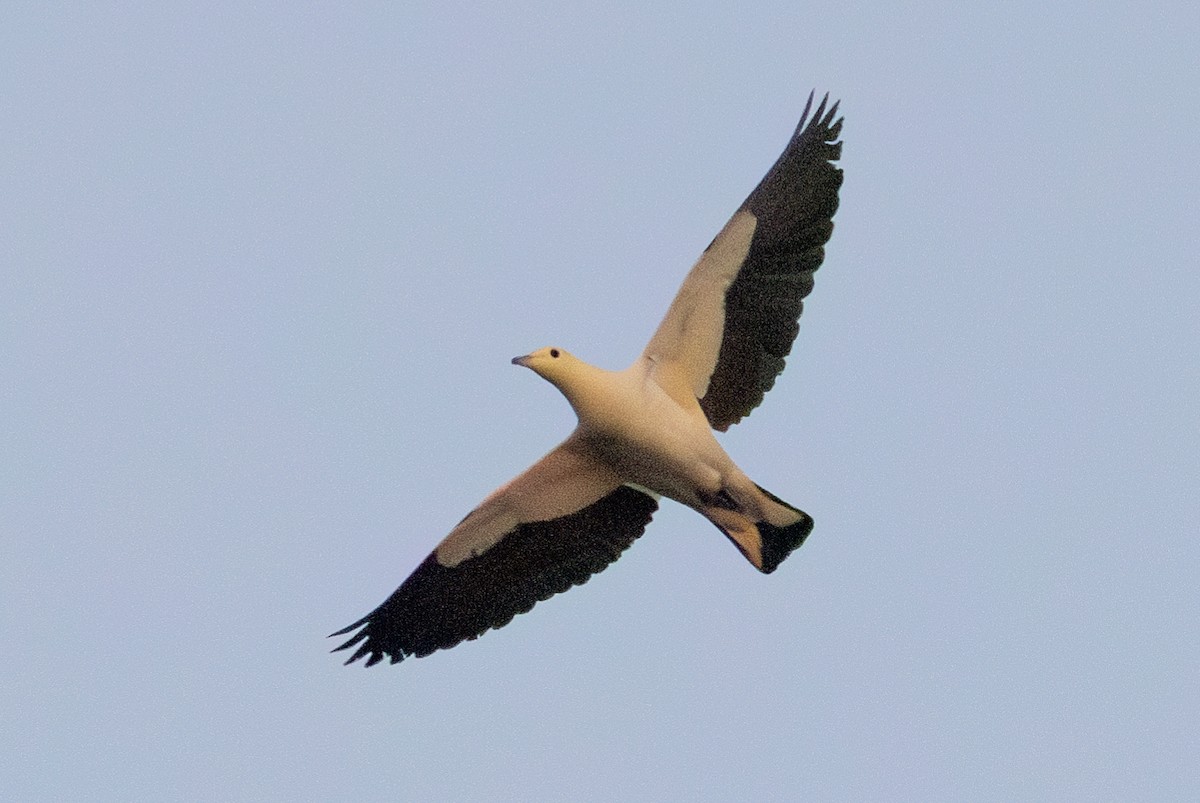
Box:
332;92;844;666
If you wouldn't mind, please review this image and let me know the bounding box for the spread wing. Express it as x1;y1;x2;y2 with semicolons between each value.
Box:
330;434;659;666
642;92;844;431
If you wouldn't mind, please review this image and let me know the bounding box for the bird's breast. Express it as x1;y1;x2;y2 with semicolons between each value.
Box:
573;373;728;504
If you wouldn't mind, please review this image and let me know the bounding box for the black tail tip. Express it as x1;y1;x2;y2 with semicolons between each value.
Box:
758;511;814;574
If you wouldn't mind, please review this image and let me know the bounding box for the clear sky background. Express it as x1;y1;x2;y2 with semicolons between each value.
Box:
3;3;1197;800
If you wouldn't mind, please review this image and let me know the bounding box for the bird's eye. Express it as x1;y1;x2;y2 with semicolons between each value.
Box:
550;349;560;358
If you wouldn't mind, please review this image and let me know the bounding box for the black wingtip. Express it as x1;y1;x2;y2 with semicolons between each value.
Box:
811;92;829;123
329;617;394;667
333;629;401;668
330;630;365;652
785;90;842;152
328;615;368;640
803;90;841;128
801;89;816;123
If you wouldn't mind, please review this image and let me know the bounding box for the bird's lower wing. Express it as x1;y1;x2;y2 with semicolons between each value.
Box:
330;434;659;666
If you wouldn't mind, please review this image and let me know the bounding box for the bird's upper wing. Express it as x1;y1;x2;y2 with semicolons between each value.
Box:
331;433;659;666
641;92;844;431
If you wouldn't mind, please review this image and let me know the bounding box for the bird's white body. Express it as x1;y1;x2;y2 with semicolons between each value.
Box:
562;360;730;505
535;352;794;533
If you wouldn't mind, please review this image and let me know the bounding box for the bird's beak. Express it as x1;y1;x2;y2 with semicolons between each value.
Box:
511;354;532;368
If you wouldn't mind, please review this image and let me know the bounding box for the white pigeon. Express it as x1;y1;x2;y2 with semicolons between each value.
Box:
333;92;844;666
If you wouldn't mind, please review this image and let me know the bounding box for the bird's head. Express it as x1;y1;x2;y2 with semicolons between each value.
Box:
511;346;581;385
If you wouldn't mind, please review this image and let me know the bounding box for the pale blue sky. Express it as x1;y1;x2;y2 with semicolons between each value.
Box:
3;3;1198;800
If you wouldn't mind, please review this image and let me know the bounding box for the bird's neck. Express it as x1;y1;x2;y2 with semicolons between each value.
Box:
550;363;637;431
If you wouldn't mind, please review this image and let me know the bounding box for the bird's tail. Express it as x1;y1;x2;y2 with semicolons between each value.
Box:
700;484;813;573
